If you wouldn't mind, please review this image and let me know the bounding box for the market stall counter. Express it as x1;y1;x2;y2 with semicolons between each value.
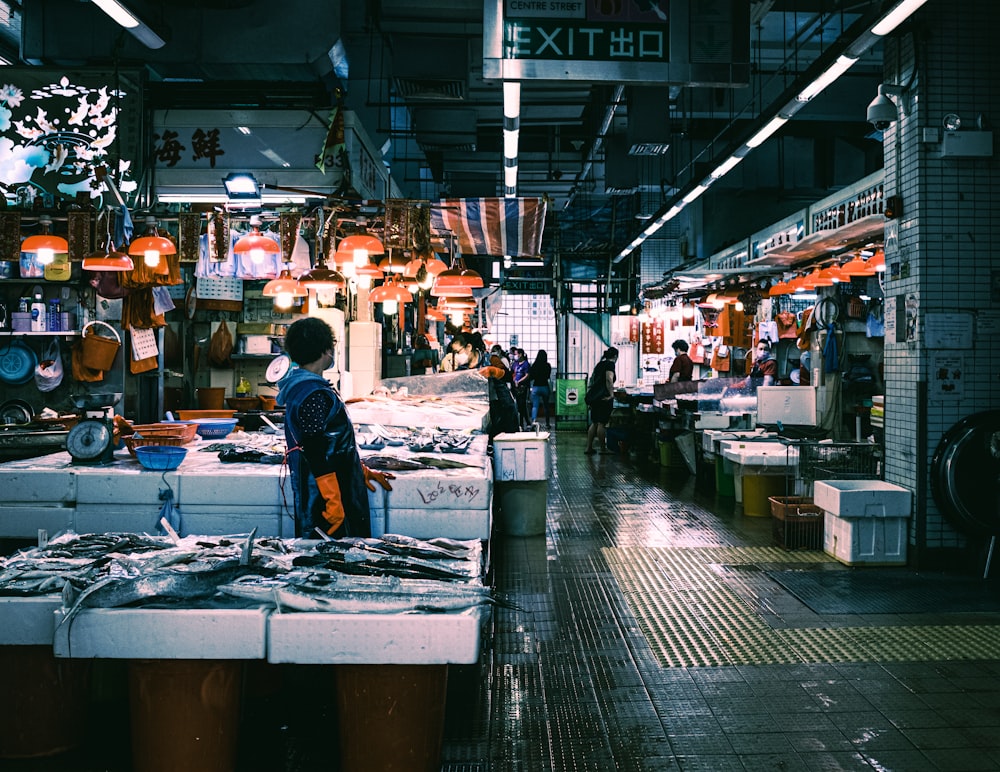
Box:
1;531;491;771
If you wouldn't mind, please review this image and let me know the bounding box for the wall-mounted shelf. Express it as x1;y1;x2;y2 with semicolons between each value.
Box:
0;330;81;337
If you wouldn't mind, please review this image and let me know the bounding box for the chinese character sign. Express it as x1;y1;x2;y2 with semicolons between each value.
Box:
641;319;665;355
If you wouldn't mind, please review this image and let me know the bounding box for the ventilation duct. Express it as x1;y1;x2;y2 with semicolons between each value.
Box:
412;107;477;151
626;87;672;156
391;36;468;102
604;136;673;195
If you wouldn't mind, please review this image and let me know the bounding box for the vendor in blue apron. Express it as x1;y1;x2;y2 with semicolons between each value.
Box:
277;317;394;538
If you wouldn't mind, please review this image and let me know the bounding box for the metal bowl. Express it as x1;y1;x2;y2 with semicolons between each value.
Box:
71;392;123;410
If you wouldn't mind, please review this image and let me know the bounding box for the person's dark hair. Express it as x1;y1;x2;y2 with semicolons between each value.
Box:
757;340;772;351
468;332;486;352
533;349;548;366
414;334;429;349
604;347;619;361
284;317;335;366
672;339;689;353
449;333;469;352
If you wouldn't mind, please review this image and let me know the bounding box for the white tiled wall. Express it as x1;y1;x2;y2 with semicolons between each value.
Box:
882;0;1000;553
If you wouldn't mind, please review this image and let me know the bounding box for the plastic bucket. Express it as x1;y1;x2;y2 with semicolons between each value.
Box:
715;456;735;497
197;387;226;410
128;659;243;772
80;321;121;371
742;474;786;517
497;480;547;535
0;646;90;758
335;663;448;772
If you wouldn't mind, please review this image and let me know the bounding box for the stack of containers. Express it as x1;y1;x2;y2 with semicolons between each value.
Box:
492;430;551;536
813;480;912;565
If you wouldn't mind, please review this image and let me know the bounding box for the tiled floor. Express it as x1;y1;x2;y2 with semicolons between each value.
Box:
439;430;1000;772
6;429;1000;771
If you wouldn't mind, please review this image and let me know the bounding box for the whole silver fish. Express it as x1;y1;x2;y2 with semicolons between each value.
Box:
274;584;492;614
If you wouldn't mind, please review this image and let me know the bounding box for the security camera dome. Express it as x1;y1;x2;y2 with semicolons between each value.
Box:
867;91;898;130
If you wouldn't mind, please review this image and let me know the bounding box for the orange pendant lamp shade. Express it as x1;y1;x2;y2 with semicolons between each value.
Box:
336;234;385;267
262;267;307;310
233;216;280;264
21;215;69;266
128;216;175;274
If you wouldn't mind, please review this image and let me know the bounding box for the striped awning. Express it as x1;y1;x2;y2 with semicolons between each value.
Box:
431;197;547;258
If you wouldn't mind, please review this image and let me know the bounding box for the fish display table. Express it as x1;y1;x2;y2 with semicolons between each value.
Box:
0;532;490;771
0;430;493;541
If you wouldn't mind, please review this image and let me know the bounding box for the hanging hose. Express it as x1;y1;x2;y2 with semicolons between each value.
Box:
823;322;839;373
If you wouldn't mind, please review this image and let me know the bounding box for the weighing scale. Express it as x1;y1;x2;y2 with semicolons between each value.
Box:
66;393;121;465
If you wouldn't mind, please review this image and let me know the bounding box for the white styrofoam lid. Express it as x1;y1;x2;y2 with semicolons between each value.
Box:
493;432;550;442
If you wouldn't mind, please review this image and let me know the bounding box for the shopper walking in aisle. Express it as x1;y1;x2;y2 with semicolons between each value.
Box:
527;349;553;429
511;347;530;429
668;339;694;382
480;345;520;437
277;317;394;538
584;347;618;454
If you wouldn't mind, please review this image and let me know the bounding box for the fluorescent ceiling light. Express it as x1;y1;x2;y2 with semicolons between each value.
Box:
796;55;857;102
681;185;708;205
871;0;930;35
156;193;310;204
235;126;252;135
710;156;744;179
746;115;788;148
91;0;166;48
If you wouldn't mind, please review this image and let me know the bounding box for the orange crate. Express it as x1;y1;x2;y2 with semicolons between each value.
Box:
769;496;823;550
131;423;200;442
125;435;192;457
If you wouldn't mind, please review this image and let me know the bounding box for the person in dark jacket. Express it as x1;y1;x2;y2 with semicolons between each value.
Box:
277;317;394;538
527;349;553;428
668;339;694;382
584;347;618;454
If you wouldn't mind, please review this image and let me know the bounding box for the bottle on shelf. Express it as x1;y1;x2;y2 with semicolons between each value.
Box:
236;377;252;398
30;293;46;332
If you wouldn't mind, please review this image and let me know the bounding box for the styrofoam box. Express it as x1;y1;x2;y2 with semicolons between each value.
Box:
756;386;817;425
824;511;908;566
348;321;382;348
0;597;62;645
364;469;492;511
53;607;269;659
693;412;732;429
347;345;379;371
813;480;912;518
721;440;793;469
0;467;77;502
0;505;75;540
380;506;493;541
268;607;485;665
492;432;550;481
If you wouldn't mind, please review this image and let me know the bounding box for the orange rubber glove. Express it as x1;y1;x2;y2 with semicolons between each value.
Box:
478;365;506;380
362;464;395;492
314;472;346;535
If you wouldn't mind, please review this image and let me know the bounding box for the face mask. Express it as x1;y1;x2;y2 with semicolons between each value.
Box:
454;351;469;365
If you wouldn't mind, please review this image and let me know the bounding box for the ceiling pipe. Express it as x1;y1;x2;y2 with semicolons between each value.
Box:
563;84;625;211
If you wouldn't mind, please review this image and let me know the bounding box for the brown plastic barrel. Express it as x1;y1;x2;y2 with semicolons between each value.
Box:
335;663;448;772
128;659;243;772
0;645;90;758
196;387;226;410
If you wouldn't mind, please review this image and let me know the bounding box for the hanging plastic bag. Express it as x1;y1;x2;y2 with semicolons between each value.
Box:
34;338;64;392
207;321;234;368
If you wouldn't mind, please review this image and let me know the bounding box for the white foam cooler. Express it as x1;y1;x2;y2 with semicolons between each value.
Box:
814;480;912;565
492;431;550;536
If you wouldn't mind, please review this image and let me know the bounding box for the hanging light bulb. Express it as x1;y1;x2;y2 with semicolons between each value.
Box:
336;233;385;268
21;215;68;266
128;216;175;273
262;263;307;309
233;214;280;264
